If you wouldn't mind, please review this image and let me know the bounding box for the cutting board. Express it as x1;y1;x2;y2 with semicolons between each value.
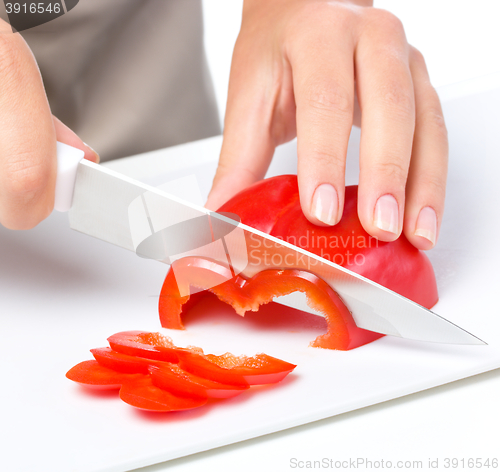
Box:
1;74;499;472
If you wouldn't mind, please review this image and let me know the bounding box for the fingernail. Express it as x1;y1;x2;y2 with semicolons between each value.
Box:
83;142;100;164
311;184;338;225
373;194;399;234
415;206;437;245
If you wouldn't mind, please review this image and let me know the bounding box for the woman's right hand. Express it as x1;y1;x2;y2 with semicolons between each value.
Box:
0;19;98;230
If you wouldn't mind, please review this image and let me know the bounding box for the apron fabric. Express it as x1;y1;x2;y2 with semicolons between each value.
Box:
1;0;221;161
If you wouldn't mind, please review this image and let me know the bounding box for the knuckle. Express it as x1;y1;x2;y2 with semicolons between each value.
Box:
366;8;405;37
0;158;53;230
214;159;262;185
416;89;447;137
372;159;408;184
303;83;353;117
410;46;426;67
5;153;51;200
306;148;345;171
420;106;448;137
421;174;447;197
377;80;414;118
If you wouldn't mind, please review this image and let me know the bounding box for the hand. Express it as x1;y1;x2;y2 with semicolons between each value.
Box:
0;20;98;230
206;0;448;250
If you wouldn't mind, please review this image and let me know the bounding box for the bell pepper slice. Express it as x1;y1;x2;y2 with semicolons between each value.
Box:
149;365;249;399
67;331;296;412
107;331;180;363
176;350;250;386
108;331;295;386
96;334;296;385
204;353;296;385
91;347;161;374
66;360;142;390
106;331;296;387
119;376;207;412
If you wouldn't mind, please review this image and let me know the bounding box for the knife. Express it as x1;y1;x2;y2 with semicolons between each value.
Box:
54;142;485;345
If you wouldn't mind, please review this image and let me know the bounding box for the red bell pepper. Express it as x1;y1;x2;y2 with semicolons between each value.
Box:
149;365;249;399
159;176;438;350
119;376;208;412
66;360;142;390
66;331;296;412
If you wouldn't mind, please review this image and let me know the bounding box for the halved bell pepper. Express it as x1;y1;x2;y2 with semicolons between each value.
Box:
159;176;438;350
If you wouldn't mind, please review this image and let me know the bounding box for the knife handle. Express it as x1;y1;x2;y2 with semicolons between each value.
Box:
54;142;85;212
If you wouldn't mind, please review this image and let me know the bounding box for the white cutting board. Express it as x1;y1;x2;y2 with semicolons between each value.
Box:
1;74;500;472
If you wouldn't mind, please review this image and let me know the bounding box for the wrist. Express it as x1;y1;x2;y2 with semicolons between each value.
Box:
348;0;373;6
242;0;374;18
243;0;373;7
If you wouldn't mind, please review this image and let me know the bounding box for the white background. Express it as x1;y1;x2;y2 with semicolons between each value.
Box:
136;2;500;472
1;3;499;472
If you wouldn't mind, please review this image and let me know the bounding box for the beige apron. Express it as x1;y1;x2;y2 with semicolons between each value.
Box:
1;0;221;161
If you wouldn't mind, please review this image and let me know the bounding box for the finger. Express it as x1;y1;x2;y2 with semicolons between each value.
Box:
53;116;100;163
356;10;415;241
292;20;356;226
403;47;448;250
205;39;293;210
0;23;56;230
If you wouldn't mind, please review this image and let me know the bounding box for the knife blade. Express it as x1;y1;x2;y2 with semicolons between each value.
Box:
55;142;485;345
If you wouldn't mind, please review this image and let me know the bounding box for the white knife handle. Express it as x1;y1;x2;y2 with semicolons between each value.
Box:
54;142;85;212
